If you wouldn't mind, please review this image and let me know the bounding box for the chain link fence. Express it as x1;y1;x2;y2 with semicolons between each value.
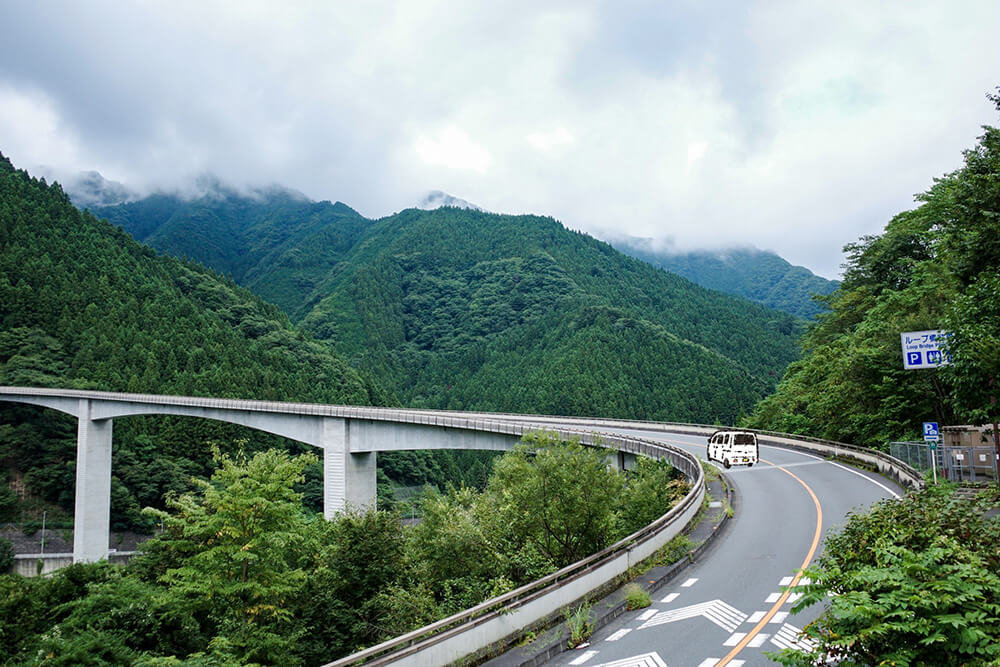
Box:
890;440;998;483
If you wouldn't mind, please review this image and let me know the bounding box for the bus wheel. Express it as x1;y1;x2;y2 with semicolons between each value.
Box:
748;462;754;467
724;459;731;469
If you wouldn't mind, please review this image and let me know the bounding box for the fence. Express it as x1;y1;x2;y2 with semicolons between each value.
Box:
890;441;998;483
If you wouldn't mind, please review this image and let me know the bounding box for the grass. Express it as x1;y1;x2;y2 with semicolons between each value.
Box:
623;583;651;610
565;603;594;647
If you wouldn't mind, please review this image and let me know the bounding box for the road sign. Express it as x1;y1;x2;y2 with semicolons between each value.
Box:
923;422;940;443
901;330;951;369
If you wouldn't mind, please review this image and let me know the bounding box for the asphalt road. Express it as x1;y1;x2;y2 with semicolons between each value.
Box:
543;430;904;667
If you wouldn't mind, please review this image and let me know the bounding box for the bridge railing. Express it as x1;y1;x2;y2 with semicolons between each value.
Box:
325;434;705;667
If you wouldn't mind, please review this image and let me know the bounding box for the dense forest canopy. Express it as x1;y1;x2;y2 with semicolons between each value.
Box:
0;154;480;529
614;242;839;319
746;92;1000;447
97;192;805;425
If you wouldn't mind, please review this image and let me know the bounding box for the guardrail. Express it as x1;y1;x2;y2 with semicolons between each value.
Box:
325;418;921;666
325;434;705;667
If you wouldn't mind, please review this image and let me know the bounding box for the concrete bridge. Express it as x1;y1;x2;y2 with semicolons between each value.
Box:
0;387;642;564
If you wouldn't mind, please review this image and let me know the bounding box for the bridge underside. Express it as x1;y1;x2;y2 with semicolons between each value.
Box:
0;393;530;563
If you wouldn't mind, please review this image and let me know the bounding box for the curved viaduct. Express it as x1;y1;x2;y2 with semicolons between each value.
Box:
0;387;667;563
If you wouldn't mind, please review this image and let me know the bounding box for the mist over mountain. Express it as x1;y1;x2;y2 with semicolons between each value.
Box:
611;236;839;319
416;190;483;211
92;183;804;424
31;167;137;208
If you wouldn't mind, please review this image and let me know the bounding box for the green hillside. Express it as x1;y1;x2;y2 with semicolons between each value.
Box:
745;97;1000;447
0;155;391;528
97;194;803;424
614;241;839;319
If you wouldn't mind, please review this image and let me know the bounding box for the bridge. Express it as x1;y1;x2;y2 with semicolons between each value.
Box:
0;387;659;563
1;386;923;665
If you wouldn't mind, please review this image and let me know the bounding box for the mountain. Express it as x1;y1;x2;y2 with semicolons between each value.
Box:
30;168;137;208
612;238;839;319
0;154;392;528
94;187;804;424
416;190;482;211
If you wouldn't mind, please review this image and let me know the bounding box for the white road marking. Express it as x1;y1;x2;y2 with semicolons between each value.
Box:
779;576;793;586
776;446;901;499
681;577;699;587
746;611;766;623
637;608;659;621
606;628;632;642
786;592;803;604
595;652;667;667
723;632;746;646
765;592;781;603
770;623;816;651
639;599;748;633
748;633;769;648
770;611;789;624
697;660;719;667
570;649;598;664
660;592;680;603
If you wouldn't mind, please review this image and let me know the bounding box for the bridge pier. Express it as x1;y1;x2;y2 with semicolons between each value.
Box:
322;417;376;517
73;399;113;563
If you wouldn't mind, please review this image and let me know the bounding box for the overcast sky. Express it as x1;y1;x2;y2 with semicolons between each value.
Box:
1;2;998;278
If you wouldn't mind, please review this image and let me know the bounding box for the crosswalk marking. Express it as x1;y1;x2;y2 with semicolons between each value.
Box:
697;661;744;667
770;623;816;651
779;576;793;586
787;592;803;604
765;592;781;603
770;611;789;624
723;632;746;646
746;611;766;623
681;577;699;587
595;652;667;667
660;592;679;603
606;628;632;642
570;649;598;665
639;599;748;633
747;633;769;648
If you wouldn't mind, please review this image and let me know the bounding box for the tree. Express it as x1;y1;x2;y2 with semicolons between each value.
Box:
482;432;623;567
773;485;1000;665
143;448;316;665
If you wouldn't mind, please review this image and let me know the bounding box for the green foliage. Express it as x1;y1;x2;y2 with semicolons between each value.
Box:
0;538;13;572
564;602;595;646
617;243;838;319
618;457;688;536
97;189;804;425
746;94;1000;444
773;484;1000;665
484;432;624;568
143;448;315;664
0;153;385;528
623;583;651;611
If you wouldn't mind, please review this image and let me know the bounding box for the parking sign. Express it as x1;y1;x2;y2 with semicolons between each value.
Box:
923;422;939;442
901;330;951;369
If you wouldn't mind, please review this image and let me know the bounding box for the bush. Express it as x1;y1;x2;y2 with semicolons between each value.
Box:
772;484;1000;665
623;583;650;610
0;537;13;573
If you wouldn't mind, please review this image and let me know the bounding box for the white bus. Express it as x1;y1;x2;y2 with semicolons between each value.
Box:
707;430;759;468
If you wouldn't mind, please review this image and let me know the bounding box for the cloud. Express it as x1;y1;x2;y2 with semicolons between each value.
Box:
1;1;998;278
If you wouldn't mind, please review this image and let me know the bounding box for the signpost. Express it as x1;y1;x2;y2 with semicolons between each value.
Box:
923;422;939;484
901;330;951;370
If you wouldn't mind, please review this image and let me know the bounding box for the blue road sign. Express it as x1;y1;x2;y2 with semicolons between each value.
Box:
923;422;940;442
902;330;951;370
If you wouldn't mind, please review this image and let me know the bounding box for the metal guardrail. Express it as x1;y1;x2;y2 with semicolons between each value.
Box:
325;433;705;666
1;387;922;663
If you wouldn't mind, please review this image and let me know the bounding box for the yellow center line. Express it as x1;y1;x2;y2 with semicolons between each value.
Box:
715;458;823;665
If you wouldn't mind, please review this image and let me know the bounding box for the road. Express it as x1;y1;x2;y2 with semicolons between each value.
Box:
543;430;903;667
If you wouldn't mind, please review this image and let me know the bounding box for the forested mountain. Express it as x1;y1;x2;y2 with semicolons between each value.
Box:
746;95;1000;448
613;239;839;318
0;154;480;530
95;192;803;424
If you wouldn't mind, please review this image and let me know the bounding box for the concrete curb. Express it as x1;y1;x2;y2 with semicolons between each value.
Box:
482;473;734;667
